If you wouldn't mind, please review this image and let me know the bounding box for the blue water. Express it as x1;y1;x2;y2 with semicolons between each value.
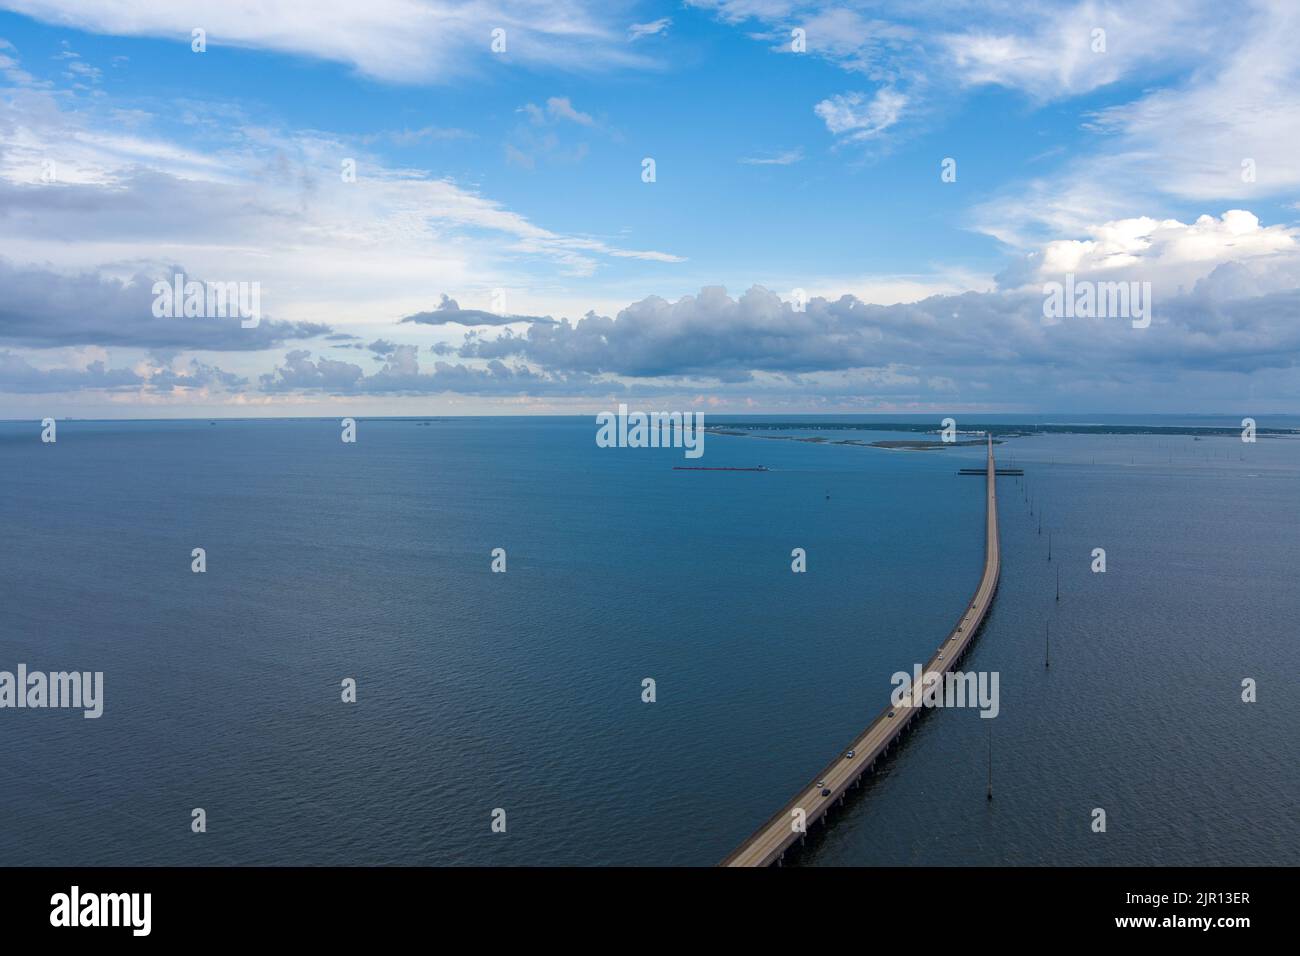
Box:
0;417;1296;865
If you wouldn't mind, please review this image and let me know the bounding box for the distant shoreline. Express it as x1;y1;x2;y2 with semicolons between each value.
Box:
707;430;999;450
707;422;1298;439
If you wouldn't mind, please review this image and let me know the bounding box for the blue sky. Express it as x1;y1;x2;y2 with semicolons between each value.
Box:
2;1;1299;415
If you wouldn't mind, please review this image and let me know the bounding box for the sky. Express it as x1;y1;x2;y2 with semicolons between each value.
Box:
1;0;1299;417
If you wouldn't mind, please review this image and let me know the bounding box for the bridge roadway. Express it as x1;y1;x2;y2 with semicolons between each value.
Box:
720;436;1002;867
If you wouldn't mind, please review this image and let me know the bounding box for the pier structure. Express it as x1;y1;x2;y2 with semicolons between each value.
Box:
721;436;1002;867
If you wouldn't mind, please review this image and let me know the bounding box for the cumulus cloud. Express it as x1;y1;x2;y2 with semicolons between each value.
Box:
21;210;1300;405
241;267;1300;409
998;211;1300;292
142;356;247;392
452;285;1014;380
258;350;364;392
445;259;1300;383
376;343;420;377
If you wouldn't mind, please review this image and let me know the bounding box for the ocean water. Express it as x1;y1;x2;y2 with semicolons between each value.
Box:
0;416;1296;866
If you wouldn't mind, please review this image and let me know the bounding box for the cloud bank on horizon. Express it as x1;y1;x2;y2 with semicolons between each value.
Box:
1;0;1299;415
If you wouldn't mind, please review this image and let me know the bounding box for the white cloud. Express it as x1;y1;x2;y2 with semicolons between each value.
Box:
1083;3;1300;200
0;0;653;83
829;271;996;305
543;96;594;126
780;7;916;75
685;1;798;27
629;18;671;40
942;0;1216;100
973;2;1300;245
1041;211;1295;276
814;88;906;141
1003;210;1300;296
63;58;101;84
697;1;1221;100
693;0;1241;169
519;96;595;127
739;148;803;165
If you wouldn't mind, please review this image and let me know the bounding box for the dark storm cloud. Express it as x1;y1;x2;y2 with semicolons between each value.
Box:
449;281;1300;380
251;270;1300;401
0;351;141;393
0;259;331;350
400;293;557;328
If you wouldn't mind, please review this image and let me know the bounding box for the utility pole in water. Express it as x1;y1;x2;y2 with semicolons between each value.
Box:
987;724;993;800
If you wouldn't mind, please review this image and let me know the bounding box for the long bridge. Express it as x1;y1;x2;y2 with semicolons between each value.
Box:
721;435;1003;866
